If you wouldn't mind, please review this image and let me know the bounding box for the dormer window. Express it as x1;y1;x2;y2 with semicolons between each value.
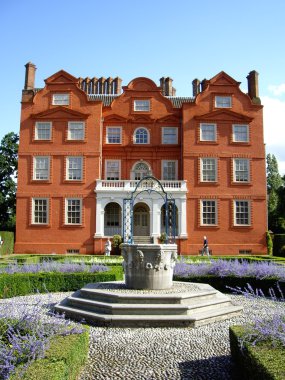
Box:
134;100;150;112
215;96;231;108
52;94;69;105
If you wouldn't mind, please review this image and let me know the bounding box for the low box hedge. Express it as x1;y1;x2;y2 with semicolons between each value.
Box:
173;275;285;295
10;328;89;380
0;266;123;298
229;325;285;380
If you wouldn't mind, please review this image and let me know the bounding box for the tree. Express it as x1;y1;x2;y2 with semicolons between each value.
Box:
0;132;19;231
266;154;284;232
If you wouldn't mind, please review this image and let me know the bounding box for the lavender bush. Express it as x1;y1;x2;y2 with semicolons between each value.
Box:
231;283;285;349
0;260;109;275
0;295;85;379
174;259;285;280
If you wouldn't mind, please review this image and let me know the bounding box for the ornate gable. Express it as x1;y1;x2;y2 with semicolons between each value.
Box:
209;71;241;87
45;70;78;85
195;109;253;123
31;107;89;120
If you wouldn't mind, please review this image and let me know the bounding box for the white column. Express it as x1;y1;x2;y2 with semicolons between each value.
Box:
94;197;105;237
151;199;161;238
179;197;188;238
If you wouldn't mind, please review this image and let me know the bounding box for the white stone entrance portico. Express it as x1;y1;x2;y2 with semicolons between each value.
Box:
94;180;188;239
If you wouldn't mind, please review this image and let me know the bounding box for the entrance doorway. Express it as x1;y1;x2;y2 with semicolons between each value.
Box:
133;203;150;236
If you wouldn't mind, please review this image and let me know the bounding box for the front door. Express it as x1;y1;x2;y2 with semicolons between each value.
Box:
133;204;150;236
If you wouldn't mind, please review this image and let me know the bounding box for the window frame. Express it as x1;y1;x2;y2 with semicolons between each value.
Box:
199;123;217;142
35;122;52;140
32;198;49;225
200;200;218;226
233;158;250;183
105;160;121;180
65;198;82;225
200;158;217;182
33;156;50;181
161;160;178;180
232;124;249;143
133;127;150;144
52;93;70;106
66;156;83;181
234;200;251;226
162;127;178;144
106;127;122;144
215;96;232;108
67;122;85;141
134;99;150;112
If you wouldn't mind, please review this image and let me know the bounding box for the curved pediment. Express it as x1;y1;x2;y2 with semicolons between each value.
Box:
31;107;89;120
125;77;159;92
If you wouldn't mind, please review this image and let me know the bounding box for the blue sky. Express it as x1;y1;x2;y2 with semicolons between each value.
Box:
1;0;285;173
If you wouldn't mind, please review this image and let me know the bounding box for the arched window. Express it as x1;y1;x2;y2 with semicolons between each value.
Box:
104;202;122;236
132;162;151;180
134;128;149;144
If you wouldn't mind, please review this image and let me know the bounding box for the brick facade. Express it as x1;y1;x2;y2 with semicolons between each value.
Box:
14;64;267;255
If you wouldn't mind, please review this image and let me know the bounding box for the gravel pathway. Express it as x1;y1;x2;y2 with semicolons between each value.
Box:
1;288;284;380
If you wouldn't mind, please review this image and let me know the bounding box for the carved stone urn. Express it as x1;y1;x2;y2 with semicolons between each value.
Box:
121;244;177;290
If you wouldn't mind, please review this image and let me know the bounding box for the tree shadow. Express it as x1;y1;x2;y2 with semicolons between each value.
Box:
178;355;241;380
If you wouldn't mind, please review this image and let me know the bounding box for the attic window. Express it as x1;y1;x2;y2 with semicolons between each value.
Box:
52;94;70;106
134;100;150;112
215;96;231;108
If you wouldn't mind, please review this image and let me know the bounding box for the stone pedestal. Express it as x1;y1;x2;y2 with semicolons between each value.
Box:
121;244;177;290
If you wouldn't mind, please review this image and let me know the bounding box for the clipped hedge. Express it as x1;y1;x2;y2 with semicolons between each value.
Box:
10;329;89;380
0;266;123;298
7;254;123;265
0;231;14;256
173;275;285;295
273;234;285;257
229;326;285;380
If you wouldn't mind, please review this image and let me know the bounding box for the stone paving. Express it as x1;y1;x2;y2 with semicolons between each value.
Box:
1;290;284;380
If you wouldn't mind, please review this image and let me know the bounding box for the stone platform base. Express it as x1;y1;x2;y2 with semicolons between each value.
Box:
55;281;243;328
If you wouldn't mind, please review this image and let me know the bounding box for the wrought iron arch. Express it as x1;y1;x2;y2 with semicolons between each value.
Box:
123;176;176;244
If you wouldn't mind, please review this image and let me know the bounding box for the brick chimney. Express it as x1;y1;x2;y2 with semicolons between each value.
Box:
247;70;259;99
24;62;36;90
192;79;200;97
113;77;122;94
201;79;208;91
160;77;176;96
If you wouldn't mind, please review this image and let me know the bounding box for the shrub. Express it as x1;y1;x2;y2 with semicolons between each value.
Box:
273;234;285;257
230;325;285;380
266;231;273;256
0;231;14;256
0;295;89;380
0;267;123;298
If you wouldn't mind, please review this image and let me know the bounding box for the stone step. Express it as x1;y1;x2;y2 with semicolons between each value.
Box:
133;236;152;244
54;302;242;328
67;295;232;316
80;287;219;305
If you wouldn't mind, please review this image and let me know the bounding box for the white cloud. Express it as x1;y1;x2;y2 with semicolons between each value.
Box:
268;84;285;96
262;95;285;175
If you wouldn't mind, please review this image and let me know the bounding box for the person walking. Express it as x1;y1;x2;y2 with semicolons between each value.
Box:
202;236;209;256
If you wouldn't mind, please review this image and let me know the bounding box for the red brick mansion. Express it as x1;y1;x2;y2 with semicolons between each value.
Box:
14;63;267;255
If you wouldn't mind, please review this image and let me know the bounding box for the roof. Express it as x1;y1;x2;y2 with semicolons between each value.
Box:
88;94;195;108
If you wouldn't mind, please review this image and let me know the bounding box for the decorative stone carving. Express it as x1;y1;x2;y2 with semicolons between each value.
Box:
121;243;177;290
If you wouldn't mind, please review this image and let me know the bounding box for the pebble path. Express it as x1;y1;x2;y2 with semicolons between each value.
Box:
1;288;284;380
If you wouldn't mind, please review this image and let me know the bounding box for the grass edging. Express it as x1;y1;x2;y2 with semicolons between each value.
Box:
0;266;123;298
229;325;285;380
10;328;89;380
173;275;284;294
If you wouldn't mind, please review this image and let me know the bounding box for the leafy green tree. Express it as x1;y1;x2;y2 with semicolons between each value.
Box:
266;154;284;232
0;132;19;231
